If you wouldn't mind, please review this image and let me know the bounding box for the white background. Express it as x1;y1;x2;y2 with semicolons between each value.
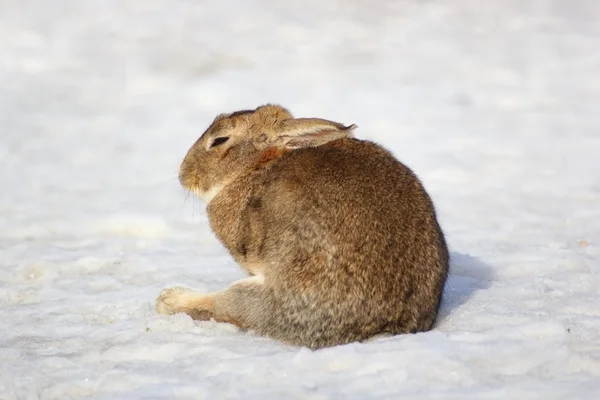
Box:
1;0;599;398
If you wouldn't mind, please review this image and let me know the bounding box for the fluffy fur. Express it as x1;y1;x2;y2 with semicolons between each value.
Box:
157;104;449;349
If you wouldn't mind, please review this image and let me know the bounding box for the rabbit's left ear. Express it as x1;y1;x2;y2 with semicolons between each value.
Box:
274;118;357;149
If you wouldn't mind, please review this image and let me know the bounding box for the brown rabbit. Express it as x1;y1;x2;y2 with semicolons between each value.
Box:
156;104;449;349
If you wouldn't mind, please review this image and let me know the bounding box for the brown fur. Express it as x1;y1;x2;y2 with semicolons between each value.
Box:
157;104;449;349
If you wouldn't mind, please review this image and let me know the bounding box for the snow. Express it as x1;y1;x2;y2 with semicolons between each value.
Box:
1;0;600;398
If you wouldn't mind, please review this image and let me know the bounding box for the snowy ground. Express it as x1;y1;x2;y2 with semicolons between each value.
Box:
1;0;600;398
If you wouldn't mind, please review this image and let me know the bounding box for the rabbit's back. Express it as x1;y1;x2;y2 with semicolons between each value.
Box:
234;138;448;348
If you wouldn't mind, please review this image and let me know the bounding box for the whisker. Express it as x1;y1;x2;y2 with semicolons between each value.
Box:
181;189;192;212
189;190;196;217
181;187;202;218
193;188;202;217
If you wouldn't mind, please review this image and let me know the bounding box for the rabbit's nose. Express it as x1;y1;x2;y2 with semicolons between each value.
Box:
179;173;197;190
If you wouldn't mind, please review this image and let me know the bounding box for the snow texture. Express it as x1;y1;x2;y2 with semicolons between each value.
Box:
1;0;600;398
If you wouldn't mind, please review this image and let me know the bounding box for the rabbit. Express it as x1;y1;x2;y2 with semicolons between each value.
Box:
156;104;449;349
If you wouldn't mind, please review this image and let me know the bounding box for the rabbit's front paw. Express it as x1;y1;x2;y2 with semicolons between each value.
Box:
156;286;196;315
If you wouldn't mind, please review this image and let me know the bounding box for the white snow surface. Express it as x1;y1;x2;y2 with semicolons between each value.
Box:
1;0;600;398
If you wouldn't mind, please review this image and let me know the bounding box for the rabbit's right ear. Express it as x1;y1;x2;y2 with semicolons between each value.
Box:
273;118;357;149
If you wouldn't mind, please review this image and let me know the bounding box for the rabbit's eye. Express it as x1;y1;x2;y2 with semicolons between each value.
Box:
210;137;229;148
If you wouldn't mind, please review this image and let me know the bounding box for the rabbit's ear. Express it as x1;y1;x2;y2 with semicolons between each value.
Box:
275;118;357;149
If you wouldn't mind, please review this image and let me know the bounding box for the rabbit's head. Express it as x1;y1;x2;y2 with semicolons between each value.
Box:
179;104;356;202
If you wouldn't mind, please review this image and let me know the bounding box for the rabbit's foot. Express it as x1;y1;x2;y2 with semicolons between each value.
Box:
156;286;215;320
